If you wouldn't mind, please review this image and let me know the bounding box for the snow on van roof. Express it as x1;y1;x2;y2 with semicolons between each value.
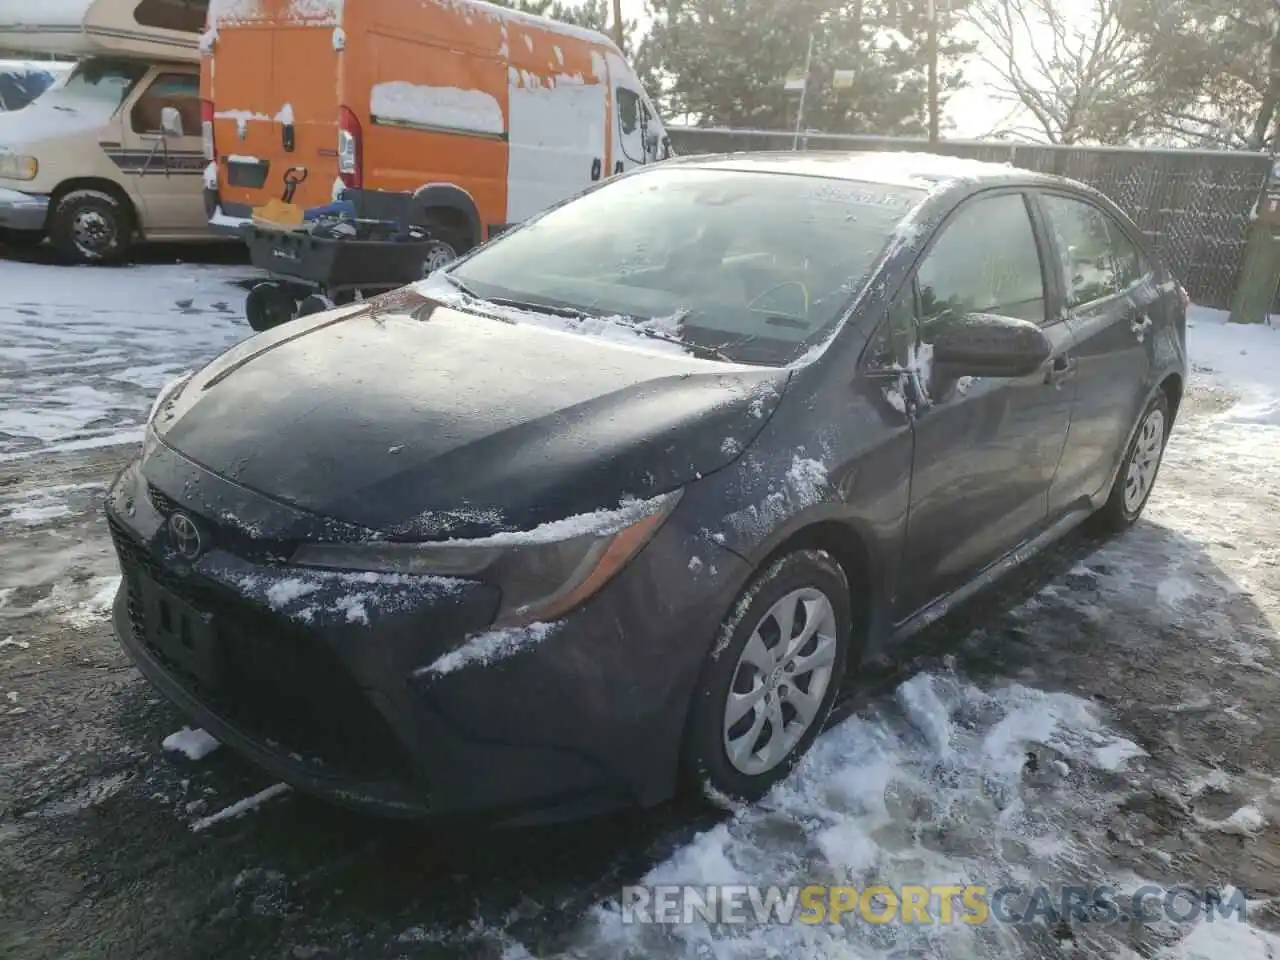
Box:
0;0;96;30
208;0;619;50
208;0;342;25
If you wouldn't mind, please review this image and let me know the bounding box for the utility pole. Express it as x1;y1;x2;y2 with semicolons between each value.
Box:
926;0;939;146
611;0;625;49
793;31;815;150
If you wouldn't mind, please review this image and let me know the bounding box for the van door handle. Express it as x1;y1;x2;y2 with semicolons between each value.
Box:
590;158;602;181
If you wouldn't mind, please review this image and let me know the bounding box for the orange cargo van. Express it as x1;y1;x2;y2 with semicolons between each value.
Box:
201;0;672;272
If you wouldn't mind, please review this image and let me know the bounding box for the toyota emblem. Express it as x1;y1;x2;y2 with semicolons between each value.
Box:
167;512;203;560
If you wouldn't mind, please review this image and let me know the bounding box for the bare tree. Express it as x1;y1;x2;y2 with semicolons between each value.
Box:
967;0;1154;144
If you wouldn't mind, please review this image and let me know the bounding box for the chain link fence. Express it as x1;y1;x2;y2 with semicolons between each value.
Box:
667;127;1271;310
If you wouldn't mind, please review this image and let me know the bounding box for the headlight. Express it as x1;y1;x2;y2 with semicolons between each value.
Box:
147;370;195;426
0;153;38;181
291;490;683;626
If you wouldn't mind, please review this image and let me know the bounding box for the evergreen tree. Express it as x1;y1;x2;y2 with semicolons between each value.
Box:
638;0;974;136
1122;0;1280;149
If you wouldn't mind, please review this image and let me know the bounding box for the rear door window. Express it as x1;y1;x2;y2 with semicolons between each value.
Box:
1040;194;1124;307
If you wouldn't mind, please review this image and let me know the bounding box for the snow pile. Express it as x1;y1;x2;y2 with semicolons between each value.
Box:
370;82;504;135
566;669;1148;958
1187;306;1280;425
417;621;560;678
162;727;221;761
62;576;120;629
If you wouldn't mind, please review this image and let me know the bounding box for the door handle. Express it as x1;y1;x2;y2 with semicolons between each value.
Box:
590;157;602;181
1045;355;1076;386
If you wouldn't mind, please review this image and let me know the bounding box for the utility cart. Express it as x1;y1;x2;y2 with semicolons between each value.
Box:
241;211;435;331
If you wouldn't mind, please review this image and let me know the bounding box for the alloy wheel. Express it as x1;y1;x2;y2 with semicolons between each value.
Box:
722;587;839;776
1123;408;1166;515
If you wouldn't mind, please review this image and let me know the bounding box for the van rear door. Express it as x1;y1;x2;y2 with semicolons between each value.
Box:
209;14;340;215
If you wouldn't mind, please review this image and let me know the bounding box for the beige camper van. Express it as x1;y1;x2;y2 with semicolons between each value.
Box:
0;0;212;263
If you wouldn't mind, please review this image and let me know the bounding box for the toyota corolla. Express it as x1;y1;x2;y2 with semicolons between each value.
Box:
106;152;1187;826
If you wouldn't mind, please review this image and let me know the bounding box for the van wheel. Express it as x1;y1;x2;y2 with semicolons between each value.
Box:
50;189;133;265
245;282;296;332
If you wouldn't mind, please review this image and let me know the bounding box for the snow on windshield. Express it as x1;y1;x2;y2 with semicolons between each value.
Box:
437;167;927;367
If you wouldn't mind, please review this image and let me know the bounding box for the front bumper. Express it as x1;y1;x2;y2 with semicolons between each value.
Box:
106;444;749;824
0;186;49;232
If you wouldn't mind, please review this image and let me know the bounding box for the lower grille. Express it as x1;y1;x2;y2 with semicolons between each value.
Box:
108;516;416;785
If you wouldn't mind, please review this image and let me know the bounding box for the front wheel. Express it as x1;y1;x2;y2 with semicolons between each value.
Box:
1097;392;1170;531
682;549;851;805
49;189;133;265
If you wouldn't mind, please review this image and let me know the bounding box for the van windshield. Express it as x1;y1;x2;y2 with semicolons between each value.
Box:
442;166;925;367
56;58;149;111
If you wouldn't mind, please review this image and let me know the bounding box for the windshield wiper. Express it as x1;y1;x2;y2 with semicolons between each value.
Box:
440;275;735;362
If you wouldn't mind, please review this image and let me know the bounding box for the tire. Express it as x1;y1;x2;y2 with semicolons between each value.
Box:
297;293;336;317
1097;391;1171;532
49;189;133;265
682;549;852;805
245;281;296;332
419;223;468;277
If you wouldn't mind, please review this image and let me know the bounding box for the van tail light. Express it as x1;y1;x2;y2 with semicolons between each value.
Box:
201;98;216;162
338;106;362;189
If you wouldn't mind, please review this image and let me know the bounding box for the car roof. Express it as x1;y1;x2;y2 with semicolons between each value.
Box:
665;150;1066;192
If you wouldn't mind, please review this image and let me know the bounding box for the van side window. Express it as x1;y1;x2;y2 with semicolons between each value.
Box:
616;87;647;163
133;0;207;33
130;73;200;137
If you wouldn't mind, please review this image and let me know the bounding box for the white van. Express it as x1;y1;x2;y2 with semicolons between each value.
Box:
0;0;212;263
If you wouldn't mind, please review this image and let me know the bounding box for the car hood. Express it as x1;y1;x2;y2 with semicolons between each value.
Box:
155;293;791;539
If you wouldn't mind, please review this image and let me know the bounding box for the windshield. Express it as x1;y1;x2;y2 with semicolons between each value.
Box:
0;66;58;112
445;167;925;366
54;58;149;111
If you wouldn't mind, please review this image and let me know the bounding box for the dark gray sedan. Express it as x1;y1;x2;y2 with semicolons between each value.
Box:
106;152;1186;825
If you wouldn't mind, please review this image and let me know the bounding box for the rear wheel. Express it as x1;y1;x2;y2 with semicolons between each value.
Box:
1097;391;1170;531
682;550;851;805
297;293;336;318
49;189;133;265
245;281;296;332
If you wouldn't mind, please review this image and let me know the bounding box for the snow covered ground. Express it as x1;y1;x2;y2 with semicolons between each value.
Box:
0;258;254;462
3;266;1280;960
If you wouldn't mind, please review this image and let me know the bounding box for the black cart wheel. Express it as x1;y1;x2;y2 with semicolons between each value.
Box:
297;293;336;318
245;281;296;332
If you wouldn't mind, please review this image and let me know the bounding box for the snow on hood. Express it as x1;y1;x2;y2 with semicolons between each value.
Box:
0;89;115;148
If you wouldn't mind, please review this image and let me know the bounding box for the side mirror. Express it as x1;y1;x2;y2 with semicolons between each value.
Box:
931;312;1052;379
644;129;660;154
160;106;184;138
